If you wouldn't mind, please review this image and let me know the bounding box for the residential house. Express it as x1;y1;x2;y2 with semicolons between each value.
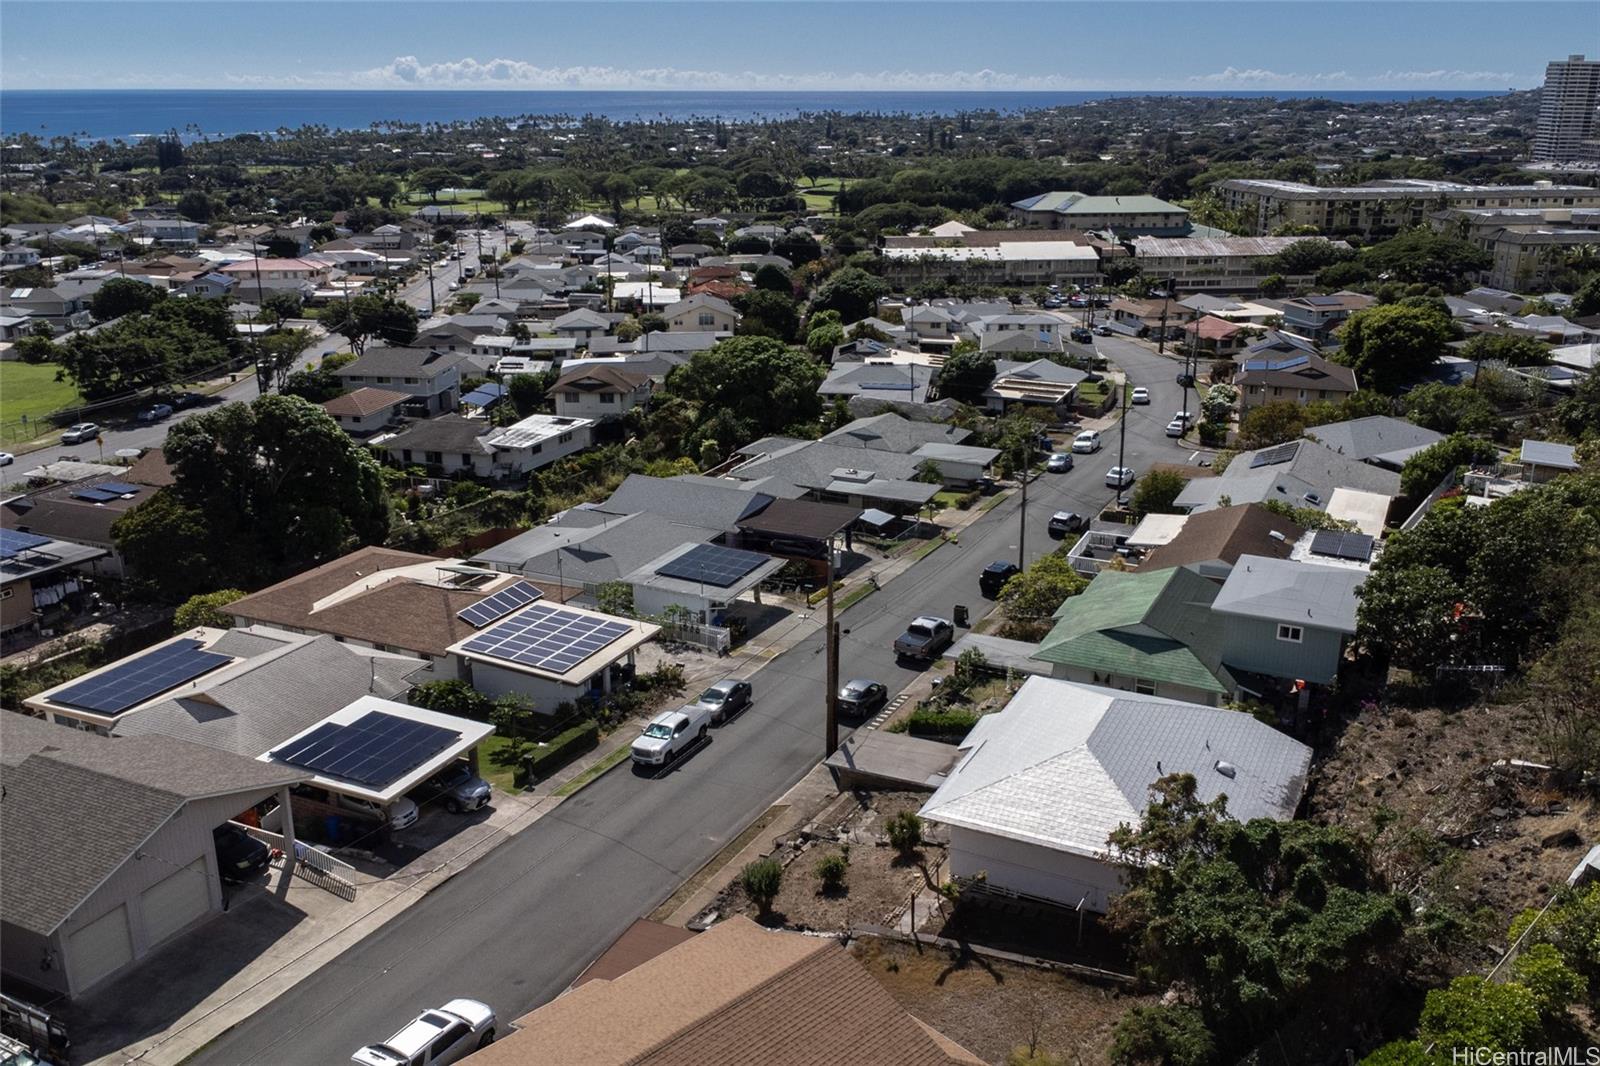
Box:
218;258;333;287
1131;236;1352;295
1107;297;1192;337
1236;351;1359;412
551;308;614;342
378;413;594;479
1182;315;1249;354
0;712;306;999
1;476;155;576
321;387;410;436
983;358;1086;415
1280;292;1376;342
820;413;974;453
0;530;106;637
1211;555;1367;686
1174;439;1401;514
725;440;941;512
116;217;204;246
172;271;237;300
1520;438;1582;483
548;365;653;421
335;347;464;415
817;363;939;414
1030;566;1234;705
461;916;983;1066
917;676;1311;911
1305;416;1445;470
1138;504;1305;580
662;292;739;333
1010;191;1190;234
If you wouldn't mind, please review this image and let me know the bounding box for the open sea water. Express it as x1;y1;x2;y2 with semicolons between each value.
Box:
0;88;1503;143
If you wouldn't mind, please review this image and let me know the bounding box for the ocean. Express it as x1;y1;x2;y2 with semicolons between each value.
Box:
0;88;1505;144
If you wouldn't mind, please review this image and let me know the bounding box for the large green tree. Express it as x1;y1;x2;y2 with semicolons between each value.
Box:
89;277;166;321
1401;383;1497;435
812;266;889;323
1336;303;1456;394
662;336;826;451
1360;228;1492;291
322;294;418;355
115;395;389;595
56;297;234;401
935;347;996;404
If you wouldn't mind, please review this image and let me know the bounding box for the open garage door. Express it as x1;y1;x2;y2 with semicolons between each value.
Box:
66;905;132;994
141;857;212;948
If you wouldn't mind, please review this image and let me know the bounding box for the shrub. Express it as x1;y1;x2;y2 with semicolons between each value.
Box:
885;810;924;854
740;857;783;916
1109;1005;1217;1066
1511;942;1587;1018
1417;976;1540;1054
523;719;599;782
814;851;849;894
899;706;980;740
173;588;246;630
411;679;494;720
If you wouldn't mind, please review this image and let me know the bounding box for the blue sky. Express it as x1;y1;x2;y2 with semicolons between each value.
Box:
2;1;1595;91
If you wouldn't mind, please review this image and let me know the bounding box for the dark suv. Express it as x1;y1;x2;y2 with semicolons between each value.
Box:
213;823;272;883
979;560;1021;598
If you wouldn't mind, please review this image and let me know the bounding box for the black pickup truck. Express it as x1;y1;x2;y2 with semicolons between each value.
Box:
893;616;955;663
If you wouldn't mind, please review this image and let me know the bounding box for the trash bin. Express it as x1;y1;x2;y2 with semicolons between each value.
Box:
953;604;969;628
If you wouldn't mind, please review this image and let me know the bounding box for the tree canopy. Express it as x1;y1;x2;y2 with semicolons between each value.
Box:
661;336;827;452
56;296;235;401
812;266;889;323
322;294;419;355
90;277;166;321
1336;303;1456;394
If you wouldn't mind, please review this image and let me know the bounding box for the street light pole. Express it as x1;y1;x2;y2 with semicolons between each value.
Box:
824;533;839;758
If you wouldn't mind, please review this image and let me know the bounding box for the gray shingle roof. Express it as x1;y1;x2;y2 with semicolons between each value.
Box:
820;414;971;453
1210;555;1366;633
381;415;490;455
1305;417;1444;467
0;712;306;935
338;346;465;378
597;474;773;531
1175;439;1399;513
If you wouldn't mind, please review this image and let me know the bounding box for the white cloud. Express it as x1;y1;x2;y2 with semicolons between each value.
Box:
1187;66;1522;89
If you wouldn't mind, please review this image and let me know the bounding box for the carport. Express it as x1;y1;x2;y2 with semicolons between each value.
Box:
732;498;862;580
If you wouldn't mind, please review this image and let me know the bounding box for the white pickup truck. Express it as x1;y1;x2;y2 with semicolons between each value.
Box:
630;704;712;766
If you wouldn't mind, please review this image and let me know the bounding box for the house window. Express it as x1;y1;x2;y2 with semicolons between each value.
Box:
564;391;580;403
698;312;715;326
405;377;419;385
1134;678;1157;695
425;451;443;465
558;432;573;443
1277;624;1304;643
600;393;616;404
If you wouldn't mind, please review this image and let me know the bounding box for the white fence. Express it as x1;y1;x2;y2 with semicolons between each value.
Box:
653;617;732;655
239;822;359;901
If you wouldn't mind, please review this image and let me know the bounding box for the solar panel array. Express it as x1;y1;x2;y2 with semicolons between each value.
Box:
456;579;543;628
1309;530;1375;562
1249;442;1301;469
53;638;231;715
656;543;769;588
1241;355;1310;373
97;481;140;495
270;711;460;788
72;487;127;503
461;603;632;674
0;528;51;559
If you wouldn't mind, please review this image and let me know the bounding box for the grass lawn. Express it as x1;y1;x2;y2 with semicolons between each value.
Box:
477;735;524;795
836;582;878;612
932;489;966;509
0;362;81;428
795;178;841;216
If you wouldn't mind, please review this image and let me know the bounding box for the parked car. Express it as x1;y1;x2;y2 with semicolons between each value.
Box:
837;679;889;717
1106;466;1136;489
1176;371;1196;386
295;784;419;831
1094;324;1113;336
1070;327;1093;343
410;762;491;814
1130;387;1150;405
212;824;272;883
0;452;12;467
448;281;461;291
979;561;1020;598
173;391;207;408
631;704;711;766
351;999;496;1066
1048;510;1087;537
138;403;174;423
1165;419;1187;437
893;616;955;662
1071;430;1102;454
60;423;99;445
1044;298;1064;309
693;678;753;723
1045;453;1073;473
1173;410;1195;427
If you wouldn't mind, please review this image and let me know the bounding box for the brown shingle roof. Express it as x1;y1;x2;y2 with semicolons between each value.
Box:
465;917;982;1066
572;920;697;988
735;498;862;541
547;365;652;395
226;546;538;657
322;387;411;419
1141;504;1304;572
1235;352;1358;392
125;447;176;488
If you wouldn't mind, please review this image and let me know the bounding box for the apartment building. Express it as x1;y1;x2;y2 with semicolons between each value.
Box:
1130;235;1351;294
1432;206;1600;290
1215;178;1600;236
881;241;1101;289
1534;54;1600;163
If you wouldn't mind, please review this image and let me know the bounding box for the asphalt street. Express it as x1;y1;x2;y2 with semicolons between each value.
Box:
191;334;1194;1066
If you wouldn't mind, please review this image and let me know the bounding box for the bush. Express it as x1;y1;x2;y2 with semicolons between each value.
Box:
523;719;599;781
1198;421;1229;447
885;810;924;854
173;588;246;630
1510;942;1587;1018
814;851;849;894
1109;1005;1218;1066
410;679;494;720
897;706;980;740
1417;976;1540;1053
740;857;783;916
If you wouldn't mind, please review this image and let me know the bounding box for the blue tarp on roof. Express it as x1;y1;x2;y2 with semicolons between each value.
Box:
461;383;507;407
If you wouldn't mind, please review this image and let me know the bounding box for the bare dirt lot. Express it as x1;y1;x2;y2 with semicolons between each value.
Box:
1307;695;1597;969
851;936;1153;1066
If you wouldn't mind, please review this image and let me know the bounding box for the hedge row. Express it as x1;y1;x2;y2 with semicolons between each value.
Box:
896;706;981;741
523;719;599;782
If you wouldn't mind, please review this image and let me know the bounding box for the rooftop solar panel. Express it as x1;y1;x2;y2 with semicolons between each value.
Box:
1309;530;1375;562
460;603;632;675
270;711;459;788
95;481;140;495
1269;356;1310;371
0;528;51;559
53;638;232;716
1249;442;1301;469
457;579;543;628
71;488;123;503
655;543;769;588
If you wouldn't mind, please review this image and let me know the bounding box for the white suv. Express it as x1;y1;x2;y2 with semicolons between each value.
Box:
1071;430;1102;454
352;999;496;1066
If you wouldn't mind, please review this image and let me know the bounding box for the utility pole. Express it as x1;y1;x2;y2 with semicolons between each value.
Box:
1156;276;1174;357
425;250;436;313
824;534;839;758
1183;308;1199;437
1116;372;1131;507
1017;431;1030;571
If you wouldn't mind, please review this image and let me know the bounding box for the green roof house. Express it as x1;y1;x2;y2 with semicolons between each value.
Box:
1030;566;1233;705
1009;191;1190;235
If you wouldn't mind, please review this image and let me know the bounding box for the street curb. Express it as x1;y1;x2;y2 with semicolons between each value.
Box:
552;747;632;798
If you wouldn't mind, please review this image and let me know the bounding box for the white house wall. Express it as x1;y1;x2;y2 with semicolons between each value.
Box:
465;660;593;713
947;826;1127;913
